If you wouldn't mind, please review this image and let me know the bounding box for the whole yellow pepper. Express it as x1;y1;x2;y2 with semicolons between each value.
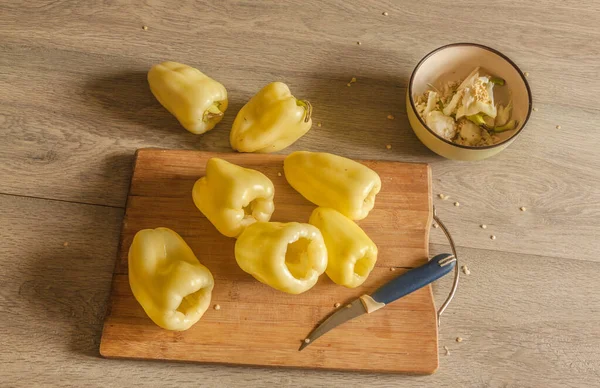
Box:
128;227;214;331
235;222;328;294
192;158;275;238
309;207;378;288
284;151;382;220
148;61;228;134
230;82;313;153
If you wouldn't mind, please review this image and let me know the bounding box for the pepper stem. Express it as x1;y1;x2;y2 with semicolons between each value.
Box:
297;100;313;123
203;102;224;122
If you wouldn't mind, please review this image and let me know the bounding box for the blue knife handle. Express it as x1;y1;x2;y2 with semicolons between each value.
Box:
370;253;456;305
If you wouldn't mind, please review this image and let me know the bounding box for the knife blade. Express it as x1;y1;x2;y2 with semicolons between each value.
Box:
299;253;457;351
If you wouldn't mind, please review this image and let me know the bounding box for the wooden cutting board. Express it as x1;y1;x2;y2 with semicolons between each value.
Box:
100;148;438;374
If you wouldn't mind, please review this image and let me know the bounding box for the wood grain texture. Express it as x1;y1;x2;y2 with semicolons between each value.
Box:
1;0;599;386
100;149;438;374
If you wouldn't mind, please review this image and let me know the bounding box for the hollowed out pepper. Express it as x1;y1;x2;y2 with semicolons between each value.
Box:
235;222;328;294
284;151;382;220
192;158;275;238
148;61;228;134
128;227;214;331
309;207;378;288
230;82;313;153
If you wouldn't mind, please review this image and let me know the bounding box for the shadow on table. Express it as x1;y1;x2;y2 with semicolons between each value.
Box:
19;205;124;358
83;72;242;151
291;44;438;163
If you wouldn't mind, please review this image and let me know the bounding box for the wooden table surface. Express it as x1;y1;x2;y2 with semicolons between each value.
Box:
1;1;599;387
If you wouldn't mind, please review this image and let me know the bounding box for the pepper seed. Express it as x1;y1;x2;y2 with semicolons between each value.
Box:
490;235;496;240
461;265;470;275
433;223;439;228
454;202;460;207
142;25;148;30
456;337;463;343
386;144;392;150
481;224;487;229
524;71;530;77
387;114;395;120
334;302;341;308
304;338;311;343
213;304;221;310
382;11;389;16
556;125;561;129
520;206;527;211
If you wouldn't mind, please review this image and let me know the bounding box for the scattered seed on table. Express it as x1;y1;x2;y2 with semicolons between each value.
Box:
317;122;322;127
382;11;389;16
444;346;450;355
556;125;561;129
214;304;221;310
387;114;395;120
277;172;282;177
461;265;470;275
357;41;362;45
350;77;357;83
533;107;538;112
304;338;311;344
142;25;148;30
390;267;396;271
454;202;460;207
524;71;530;77
520;206;527;212
490;235;496;240
347;83;351;87
346;304;352;308
433;223;439;228
456;337;463;343
386;144;392;150
334;302;341;308
481;224;487;229
438;193;449;200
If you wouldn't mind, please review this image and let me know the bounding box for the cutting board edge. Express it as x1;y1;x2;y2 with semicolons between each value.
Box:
134;147;433;168
98;344;439;375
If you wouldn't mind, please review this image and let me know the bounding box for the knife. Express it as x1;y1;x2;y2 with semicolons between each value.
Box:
298;253;457;351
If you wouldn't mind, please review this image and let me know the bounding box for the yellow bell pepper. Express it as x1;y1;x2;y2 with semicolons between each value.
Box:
283;151;382;220
235;222;328;294
230;82;313;153
192;158;275;238
148;61;228;134
128;227;214;331
309;207;378;288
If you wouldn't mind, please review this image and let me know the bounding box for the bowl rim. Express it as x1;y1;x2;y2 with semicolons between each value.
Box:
408;42;532;150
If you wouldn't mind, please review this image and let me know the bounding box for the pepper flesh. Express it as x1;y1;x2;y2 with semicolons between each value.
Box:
148;61;228;134
284;151;382;220
192;158;275;238
128;227;214;331
230;82;313;153
235;222;328;294
309;207;378;288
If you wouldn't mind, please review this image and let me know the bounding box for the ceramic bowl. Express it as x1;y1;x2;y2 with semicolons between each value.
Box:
406;43;532;161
